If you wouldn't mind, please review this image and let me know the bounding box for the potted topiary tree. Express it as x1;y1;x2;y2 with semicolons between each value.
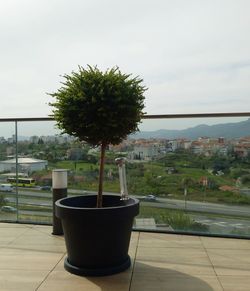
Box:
49;65;146;276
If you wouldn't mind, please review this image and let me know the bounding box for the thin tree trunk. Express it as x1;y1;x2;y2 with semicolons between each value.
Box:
97;143;106;208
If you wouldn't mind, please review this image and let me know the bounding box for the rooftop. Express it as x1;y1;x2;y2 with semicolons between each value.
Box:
1;222;250;291
0;158;47;164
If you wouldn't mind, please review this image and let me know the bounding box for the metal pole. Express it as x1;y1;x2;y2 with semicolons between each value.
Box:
15;121;19;221
184;188;187;211
52;169;68;235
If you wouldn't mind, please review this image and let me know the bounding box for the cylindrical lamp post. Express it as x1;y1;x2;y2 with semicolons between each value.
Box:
52;169;68;235
115;157;129;200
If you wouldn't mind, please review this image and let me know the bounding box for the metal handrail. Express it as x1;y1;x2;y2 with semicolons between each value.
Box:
0;112;250;122
0;117;54;122
144;112;250;119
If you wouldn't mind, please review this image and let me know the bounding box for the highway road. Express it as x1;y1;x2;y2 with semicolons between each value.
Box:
154;197;250;217
2;188;250;235
2;188;250;218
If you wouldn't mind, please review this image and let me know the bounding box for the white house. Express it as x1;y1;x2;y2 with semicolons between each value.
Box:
131;144;160;160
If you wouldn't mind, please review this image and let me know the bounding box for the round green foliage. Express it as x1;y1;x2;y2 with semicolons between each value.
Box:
49;66;146;146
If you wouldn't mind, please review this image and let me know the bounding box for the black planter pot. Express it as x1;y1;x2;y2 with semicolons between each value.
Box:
55;194;139;276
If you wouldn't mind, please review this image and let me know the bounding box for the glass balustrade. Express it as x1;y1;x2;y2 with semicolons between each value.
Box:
0;114;250;238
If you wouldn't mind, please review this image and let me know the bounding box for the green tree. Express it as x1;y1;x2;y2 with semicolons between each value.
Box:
212;156;231;174
50;65;146;207
241;174;250;185
181;177;194;195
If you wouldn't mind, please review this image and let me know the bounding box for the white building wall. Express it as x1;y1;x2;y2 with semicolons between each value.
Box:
132;145;159;160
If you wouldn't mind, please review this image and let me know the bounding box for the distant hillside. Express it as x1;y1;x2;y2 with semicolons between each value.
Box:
131;118;250;140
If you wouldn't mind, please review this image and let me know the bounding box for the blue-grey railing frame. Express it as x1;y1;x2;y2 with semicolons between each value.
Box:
1;111;250;122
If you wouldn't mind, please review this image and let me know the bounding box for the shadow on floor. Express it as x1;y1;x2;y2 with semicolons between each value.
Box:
83;262;215;291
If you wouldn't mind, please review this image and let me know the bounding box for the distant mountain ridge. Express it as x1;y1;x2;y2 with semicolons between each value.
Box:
131;118;250;140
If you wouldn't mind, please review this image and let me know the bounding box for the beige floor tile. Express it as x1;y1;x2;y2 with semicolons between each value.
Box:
129;232;139;247
0;269;48;291
138;232;203;248
131;231;139;241
31;224;52;232
6;243;66;254
128;246;137;260
0;223;35;246
218;275;250;291
0;223;30;228
130;273;223;291
53;254;67;271
37;270;131;291
207;249;250;275
11;226;64;240
136;247;215;275
0;224;32;246
0;248;64;271
2;241;65;254
134;260;216;277
8;228;66;253
0;227;29;241
0;226;29;235
201;236;250;250
28;225;56;237
0;236;21;247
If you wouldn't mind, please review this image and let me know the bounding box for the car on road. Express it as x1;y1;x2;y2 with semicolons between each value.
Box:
3;198;10;203
141;194;157;202
39;186;51;191
0;184;13;192
1;206;17;212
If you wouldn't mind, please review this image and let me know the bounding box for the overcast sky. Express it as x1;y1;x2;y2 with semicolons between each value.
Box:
0;0;250;134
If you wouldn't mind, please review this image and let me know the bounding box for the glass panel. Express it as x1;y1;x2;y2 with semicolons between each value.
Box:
130;116;250;237
0;122;17;222
16;121;61;224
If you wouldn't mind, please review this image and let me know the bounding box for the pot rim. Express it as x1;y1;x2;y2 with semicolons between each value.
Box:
55;194;139;211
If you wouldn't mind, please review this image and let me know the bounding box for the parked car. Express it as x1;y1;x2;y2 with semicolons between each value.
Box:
1;206;17;212
141;194;157;201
